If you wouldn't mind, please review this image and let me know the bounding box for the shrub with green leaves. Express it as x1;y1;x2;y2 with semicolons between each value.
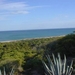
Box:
42;53;73;75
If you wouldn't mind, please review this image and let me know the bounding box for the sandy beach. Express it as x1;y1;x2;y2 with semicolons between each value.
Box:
0;35;65;43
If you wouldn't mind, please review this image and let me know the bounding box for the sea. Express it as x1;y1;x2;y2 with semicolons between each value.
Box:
0;28;75;42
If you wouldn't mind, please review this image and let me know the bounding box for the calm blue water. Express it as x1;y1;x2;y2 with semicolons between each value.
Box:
0;28;75;41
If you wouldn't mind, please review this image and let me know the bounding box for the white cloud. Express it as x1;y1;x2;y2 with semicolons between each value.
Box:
0;1;50;15
11;11;29;14
0;2;27;10
26;5;51;10
0;1;29;15
0;0;51;20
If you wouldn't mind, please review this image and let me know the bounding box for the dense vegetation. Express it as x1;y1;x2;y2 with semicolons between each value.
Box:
46;34;75;57
0;34;75;75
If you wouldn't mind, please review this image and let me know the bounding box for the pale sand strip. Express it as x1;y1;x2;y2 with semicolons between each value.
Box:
0;35;65;43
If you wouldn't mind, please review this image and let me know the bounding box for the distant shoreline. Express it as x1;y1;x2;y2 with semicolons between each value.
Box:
0;35;65;43
0;28;74;43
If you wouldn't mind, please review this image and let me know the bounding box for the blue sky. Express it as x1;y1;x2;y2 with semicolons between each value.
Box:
0;0;75;31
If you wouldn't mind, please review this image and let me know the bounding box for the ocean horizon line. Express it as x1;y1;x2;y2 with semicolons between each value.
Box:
0;27;75;32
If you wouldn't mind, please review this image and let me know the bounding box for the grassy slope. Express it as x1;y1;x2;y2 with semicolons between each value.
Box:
0;36;61;73
0;34;75;74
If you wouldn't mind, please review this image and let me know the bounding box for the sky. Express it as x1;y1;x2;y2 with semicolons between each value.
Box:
0;0;75;31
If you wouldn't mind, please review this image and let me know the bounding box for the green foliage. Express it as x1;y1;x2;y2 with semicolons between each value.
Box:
23;55;42;69
42;53;73;75
0;36;60;74
0;34;75;74
45;34;75;57
55;34;75;57
0;37;58;66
